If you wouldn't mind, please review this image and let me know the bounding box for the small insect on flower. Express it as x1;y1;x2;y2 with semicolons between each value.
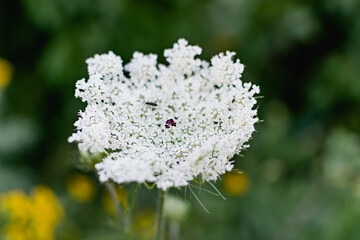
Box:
145;102;158;107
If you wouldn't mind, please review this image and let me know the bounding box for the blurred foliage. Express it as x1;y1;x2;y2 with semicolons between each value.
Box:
1;0;360;239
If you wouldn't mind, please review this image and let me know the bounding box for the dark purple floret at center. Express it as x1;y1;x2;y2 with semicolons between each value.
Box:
165;119;176;128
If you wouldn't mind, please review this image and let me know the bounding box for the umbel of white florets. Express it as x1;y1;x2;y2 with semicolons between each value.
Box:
68;39;260;190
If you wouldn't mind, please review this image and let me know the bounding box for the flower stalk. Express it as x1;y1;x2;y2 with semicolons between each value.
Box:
105;182;124;226
154;190;166;240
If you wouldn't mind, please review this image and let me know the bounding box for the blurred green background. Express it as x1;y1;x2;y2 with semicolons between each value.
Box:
1;0;360;239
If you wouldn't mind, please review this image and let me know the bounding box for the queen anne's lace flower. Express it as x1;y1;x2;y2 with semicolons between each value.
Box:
69;39;259;190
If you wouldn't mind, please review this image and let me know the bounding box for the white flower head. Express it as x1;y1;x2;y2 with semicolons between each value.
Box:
69;39;260;190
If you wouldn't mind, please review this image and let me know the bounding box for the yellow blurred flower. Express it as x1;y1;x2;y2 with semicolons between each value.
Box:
102;186;129;216
31;186;64;240
222;172;249;196
0;58;13;89
0;191;32;224
66;173;97;203
133;209;155;240
3;224;33;240
0;185;64;240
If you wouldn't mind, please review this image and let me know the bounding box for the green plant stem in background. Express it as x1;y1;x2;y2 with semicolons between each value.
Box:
105;182;124;226
154;190;166;240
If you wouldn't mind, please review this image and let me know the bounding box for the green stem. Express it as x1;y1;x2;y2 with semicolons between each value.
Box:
154;190;166;240
105;182;124;226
